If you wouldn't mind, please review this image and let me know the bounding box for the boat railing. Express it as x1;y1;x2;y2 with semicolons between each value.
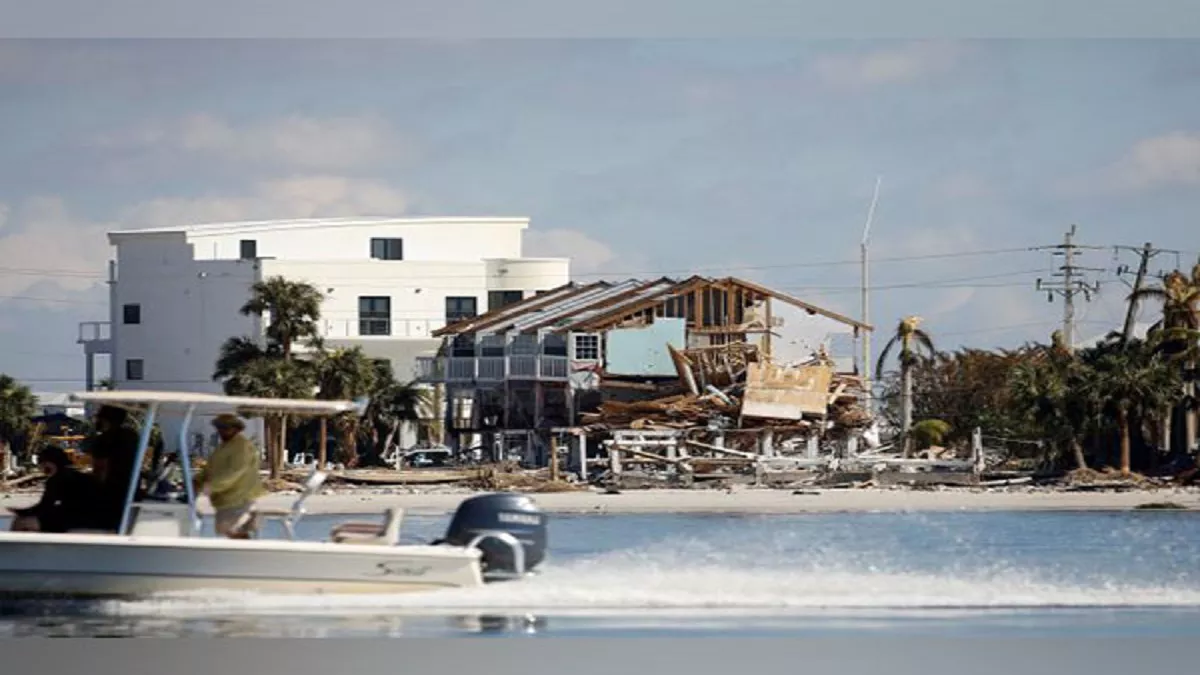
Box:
465;530;528;582
235;469;328;539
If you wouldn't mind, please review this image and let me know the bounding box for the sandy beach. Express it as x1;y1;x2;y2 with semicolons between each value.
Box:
5;486;1199;516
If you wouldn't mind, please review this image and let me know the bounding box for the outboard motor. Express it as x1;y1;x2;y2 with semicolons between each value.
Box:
437;493;548;582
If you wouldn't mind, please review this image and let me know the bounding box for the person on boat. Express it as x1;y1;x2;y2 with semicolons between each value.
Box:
193;413;266;539
85;404;142;532
7;445;105;533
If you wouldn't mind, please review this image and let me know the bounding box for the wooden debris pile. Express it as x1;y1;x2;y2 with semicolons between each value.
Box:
579;341;871;435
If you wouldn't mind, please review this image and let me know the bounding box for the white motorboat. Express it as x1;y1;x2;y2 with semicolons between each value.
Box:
0;390;548;599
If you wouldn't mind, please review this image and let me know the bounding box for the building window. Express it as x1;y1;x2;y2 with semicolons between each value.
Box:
239;239;257;260
370;238;404;261
573;334;600;360
122;303;141;325
125;358;144;381
358;296;392;336
487;290;523;312
445;296;477;324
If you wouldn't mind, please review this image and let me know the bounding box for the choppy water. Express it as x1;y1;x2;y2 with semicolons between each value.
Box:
3;510;1200;637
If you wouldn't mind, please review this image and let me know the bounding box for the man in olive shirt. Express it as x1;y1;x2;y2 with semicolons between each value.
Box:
194;413;267;539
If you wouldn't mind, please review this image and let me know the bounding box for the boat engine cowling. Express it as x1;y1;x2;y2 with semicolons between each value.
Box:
438;493;547;581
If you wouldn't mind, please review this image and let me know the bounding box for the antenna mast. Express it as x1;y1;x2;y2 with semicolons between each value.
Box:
860;175;882;408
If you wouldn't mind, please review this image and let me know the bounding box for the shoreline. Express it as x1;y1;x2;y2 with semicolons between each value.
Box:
5;486;1200;516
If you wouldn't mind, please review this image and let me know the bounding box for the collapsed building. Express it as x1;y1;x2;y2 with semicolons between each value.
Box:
414;275;877;486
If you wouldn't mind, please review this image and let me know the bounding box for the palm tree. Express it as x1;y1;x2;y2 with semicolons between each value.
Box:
1082;336;1183;476
222;357;316;480
359;361;430;464
909;419;951;451
314;347;378;467
0;374;37;468
215;277;325;475
214;336;277;382
1008;351;1094;471
238;276;325;361
875;316;936;456
1130;264;1200;453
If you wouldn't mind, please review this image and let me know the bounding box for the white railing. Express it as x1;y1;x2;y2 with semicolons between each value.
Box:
320;318;442;339
78;321;112;343
414;355;570;382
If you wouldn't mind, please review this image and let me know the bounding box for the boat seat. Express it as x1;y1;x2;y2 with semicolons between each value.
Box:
329;508;404;546
231;469;327;539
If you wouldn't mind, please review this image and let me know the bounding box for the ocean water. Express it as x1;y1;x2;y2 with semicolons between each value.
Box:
2;509;1200;637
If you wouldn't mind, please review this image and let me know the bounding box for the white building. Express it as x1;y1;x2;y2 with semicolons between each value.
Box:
76;216;570;454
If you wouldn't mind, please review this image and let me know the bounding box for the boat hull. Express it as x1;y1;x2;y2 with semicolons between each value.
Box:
0;532;485;598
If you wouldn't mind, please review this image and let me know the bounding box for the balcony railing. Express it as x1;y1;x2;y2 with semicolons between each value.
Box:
321;318;442;339
77;321;112;344
415;355;570;382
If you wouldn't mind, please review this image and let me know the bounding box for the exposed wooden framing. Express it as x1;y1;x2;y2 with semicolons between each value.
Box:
682;438;757;459
563;276;711;333
723;282;732;329
725;277;873;331
569;276;870;335
764;296;774;359
687;326;772;334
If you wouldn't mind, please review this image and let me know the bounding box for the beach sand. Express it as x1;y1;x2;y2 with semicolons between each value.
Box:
5;486;1199;516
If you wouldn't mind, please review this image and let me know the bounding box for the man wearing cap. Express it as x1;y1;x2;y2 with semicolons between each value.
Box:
193;413;266;538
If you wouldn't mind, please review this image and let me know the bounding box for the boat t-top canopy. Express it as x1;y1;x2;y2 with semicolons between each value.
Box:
70;390;364;417
67;390;367;537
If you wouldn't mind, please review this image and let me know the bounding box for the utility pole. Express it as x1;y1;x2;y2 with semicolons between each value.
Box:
1033;224;1103;351
1113;242;1182;343
1120;242;1154;343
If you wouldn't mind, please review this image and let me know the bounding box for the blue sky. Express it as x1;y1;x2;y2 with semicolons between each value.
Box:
2;39;1199;392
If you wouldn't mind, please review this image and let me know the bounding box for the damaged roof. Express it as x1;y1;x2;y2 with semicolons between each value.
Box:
434;275;873;337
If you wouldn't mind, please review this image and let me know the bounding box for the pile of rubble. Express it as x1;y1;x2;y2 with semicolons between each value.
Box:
578;342;870;438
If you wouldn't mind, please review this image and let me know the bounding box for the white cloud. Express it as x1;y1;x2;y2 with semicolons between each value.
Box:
93;113;402;171
810;41;967;89
523;228;619;277
0;177;411;304
0;197;111;300
1104;131;1200;191
120;176;411;228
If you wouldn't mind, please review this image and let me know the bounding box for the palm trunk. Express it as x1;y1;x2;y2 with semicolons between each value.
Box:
266;416;283;481
340;418;359;467
318;417;327;470
383;422;399;463
900;362;914;458
550;436;561;482
1161;405;1173;454
278;416;287;475
1118;407;1132;477
1071;438;1088;471
1187;376;1198;453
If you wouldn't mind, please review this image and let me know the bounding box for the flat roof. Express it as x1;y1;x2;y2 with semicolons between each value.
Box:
108;216;532;238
